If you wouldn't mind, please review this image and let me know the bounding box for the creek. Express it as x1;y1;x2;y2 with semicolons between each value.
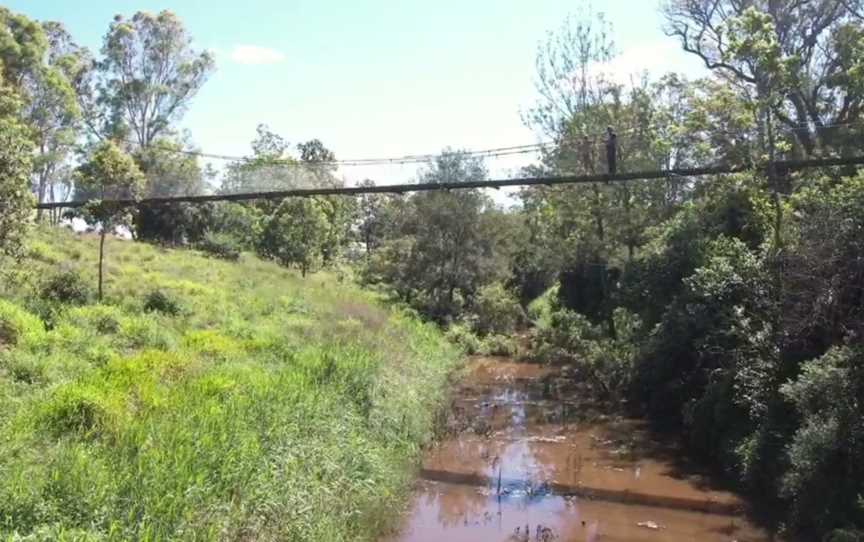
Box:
387;356;772;541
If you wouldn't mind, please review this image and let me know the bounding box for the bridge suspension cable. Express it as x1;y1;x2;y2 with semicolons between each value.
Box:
35;154;864;211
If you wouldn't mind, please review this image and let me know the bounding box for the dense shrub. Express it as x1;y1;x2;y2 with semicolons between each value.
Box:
469;282;525;336
196;231;242;261
0;87;33;262
531;307;639;401
134;202;214;246
526;284;558;328
479;334;518;356
780;347;864;535
633;237;776;466
3;352;46;384
38;269;92;306
445;323;481;355
143;289;182;316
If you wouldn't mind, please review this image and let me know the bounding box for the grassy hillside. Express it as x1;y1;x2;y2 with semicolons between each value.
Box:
0;228;460;541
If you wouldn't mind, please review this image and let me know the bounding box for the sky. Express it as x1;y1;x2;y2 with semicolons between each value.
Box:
10;0;706;187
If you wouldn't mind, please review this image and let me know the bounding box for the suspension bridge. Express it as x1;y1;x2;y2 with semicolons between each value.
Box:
35;154;864;211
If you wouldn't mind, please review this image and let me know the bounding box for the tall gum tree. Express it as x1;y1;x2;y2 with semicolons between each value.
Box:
663;0;864;157
91;10;214;147
27;22;88;217
2;8;84;216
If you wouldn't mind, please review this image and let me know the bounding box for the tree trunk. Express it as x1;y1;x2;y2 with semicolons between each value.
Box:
98;230;106;301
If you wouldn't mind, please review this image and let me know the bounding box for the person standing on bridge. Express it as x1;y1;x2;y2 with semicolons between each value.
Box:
605;126;617;175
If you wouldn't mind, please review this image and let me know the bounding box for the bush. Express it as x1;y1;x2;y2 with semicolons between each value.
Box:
526;284;558;328
143;290;181;316
530;307;638;401
470;282;525;336
196;231;241;261
479;334;517;356
780;347;864;535
445;323;481;355
39;269;92;306
535;309;602;359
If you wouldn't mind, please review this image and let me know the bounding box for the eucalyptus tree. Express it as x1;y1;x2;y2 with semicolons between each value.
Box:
664;0;864;157
87;10;214;147
26;22;88;217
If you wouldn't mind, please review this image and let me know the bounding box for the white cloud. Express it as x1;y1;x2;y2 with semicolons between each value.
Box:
591;40;707;84
229;45;286;65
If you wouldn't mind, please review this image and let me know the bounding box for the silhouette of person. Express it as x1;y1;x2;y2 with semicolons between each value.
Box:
605;126;617;175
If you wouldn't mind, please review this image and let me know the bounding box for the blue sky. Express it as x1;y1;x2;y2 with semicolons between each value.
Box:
11;0;704;185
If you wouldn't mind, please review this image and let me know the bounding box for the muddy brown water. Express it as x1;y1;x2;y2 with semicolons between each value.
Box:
386;356;773;542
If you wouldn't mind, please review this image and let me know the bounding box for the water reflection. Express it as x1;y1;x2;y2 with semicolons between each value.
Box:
387;357;773;542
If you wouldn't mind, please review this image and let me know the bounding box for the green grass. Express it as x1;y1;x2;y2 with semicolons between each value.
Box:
0;228;461;541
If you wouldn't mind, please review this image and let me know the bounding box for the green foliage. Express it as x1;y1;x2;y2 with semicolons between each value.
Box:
664;0;864;158
362;150;513;323
479;334;518;357
635;237;776;460
38;269;91;306
132;139;210;243
196;231;241;261
531;307;639;402
469;282;525;336
0;7;48;84
75;141;146;299
0;228;460;541
0;84;34;262
444;323;480;354
526;284;558;329
443;324;518;356
780;347;864;535
206;202;262;250
74;141;146;208
0;299;44;348
26;23;85;212
93;10;214;146
134;139;205;198
143;290;181;316
620;175;773;328
257;198;328;276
